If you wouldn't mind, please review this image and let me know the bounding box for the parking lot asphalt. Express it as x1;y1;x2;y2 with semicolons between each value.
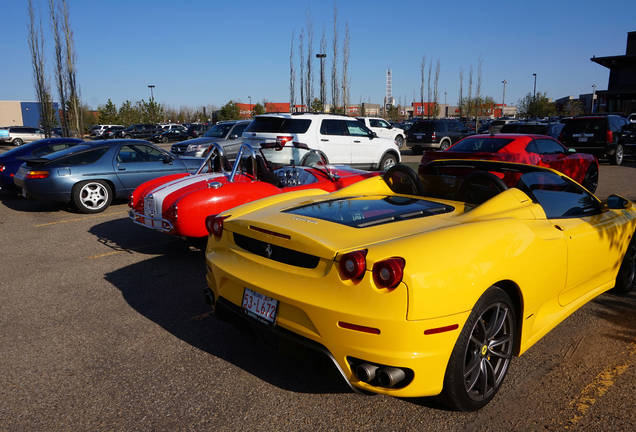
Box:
1;144;635;430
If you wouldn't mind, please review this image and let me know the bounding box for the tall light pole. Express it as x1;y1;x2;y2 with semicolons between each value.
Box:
248;96;252;117
532;73;537;99
501;80;507;118
591;83;597;113
148;84;155;101
316;53;327;111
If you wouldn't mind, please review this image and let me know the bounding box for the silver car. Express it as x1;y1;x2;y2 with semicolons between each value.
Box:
170;120;250;158
0;126;45;146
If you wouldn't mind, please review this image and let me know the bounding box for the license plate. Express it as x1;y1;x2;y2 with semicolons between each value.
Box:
242;288;278;324
578;137;588;142
415;134;423;139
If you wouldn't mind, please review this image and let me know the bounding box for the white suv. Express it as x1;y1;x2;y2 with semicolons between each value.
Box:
357;117;405;149
242;113;401;170
1;126;45;146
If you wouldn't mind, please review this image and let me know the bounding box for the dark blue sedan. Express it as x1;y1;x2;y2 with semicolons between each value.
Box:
13;139;202;213
0;138;83;192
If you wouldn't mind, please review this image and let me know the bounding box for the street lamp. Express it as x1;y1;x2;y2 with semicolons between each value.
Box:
501;80;507;118
316;53;327;110
148;84;155;101
591;84;597;113
248;96;252;117
532;73;537;99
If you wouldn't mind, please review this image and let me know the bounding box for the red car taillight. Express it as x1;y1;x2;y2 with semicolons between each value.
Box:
205;215;228;238
276;135;293;150
606;130;613;142
372;257;406;289
339;250;367;280
25;170;49;179
0;165;5;172
431;132;437;141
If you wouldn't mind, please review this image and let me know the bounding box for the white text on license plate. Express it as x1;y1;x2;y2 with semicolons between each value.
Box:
242;288;278;324
578;137;588;142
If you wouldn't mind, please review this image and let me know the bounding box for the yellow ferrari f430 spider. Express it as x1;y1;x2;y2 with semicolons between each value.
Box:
204;160;636;410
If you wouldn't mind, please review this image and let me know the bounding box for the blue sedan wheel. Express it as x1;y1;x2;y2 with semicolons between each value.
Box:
72;180;112;213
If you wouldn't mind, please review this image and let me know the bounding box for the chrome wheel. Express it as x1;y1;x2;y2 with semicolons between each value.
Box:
380;154;397;171
74;181;111;213
462;302;514;402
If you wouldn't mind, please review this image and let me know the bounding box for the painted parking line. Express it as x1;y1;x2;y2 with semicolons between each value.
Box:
34;210;127;227
563;338;636;429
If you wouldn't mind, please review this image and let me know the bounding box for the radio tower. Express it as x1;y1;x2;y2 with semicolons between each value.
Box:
385;68;395;110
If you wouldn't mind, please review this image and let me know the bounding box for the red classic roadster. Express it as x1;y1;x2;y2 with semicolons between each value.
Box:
129;142;379;238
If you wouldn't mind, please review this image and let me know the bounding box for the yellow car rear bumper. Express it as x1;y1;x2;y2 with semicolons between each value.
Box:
206;252;471;398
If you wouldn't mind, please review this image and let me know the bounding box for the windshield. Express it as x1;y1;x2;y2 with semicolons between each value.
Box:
203;123;234;138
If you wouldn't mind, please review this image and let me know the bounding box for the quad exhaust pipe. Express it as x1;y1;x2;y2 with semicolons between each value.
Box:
354;362;407;388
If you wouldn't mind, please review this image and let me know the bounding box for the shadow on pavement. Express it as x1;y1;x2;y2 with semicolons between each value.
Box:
103;250;351;395
89;217;186;255
592;290;636;344
0;191;68;212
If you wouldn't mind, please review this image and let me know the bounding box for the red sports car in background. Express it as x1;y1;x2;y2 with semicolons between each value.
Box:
420;134;599;192
129;142;379;238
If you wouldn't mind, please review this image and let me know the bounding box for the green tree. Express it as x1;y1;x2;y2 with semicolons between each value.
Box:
518;92;556;118
97;98;118;124
254;103;265;115
310;98;323;112
217;100;240;121
137;99;164;123
118;100;140;125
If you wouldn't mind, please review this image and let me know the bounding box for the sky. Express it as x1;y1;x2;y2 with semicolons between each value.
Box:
1;0;635;111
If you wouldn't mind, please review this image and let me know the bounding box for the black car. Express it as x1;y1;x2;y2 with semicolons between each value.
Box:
150;128;191;143
117;124;161;140
406;119;470;154
102;126;125;139
500;121;565;139
559;115;631;165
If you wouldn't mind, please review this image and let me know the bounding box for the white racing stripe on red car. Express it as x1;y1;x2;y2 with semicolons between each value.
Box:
144;173;226;223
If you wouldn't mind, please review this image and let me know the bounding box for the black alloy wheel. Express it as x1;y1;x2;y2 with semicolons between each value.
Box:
582;163;599;193
441;287;516;411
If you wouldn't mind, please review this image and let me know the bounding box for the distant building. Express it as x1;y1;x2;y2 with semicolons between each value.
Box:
361;103;380;116
591;30;636;114
265;102;290;113
0;100;60;127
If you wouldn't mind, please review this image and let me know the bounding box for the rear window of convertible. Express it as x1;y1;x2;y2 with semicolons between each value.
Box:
284;196;454;228
246;117;311;134
450;137;513;153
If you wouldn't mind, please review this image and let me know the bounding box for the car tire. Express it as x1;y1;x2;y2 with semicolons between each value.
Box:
379;153;398;171
441;286;516;411
612;237;636;294
395;135;405;149
581;163;599;193
609;143;624;166
72;180;112;214
161;136;169;143
124;135;132;139
13;138;24;146
383;164;424;195
439;139;451;151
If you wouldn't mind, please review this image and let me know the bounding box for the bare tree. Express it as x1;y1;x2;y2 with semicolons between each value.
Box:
28;0;55;137
467;65;473;120
289;30;296;112
330;2;339;111
458;68;464;118
420;57;425;118
305;11;314;109
475;58;482;130
426;61;432;118
341;21;350;112
299;29;305;111
49;0;68;136
61;0;82;135
433;59;440;117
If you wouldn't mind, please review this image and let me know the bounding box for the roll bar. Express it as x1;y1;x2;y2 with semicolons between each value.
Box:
195;143;227;175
